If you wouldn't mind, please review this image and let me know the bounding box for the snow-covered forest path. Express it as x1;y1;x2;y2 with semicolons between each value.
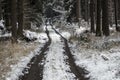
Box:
18;26;88;80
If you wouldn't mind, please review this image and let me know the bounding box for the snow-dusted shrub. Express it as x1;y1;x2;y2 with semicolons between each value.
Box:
0;20;5;34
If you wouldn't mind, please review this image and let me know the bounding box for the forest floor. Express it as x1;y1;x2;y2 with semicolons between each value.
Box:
4;26;89;80
1;24;120;80
0;41;39;80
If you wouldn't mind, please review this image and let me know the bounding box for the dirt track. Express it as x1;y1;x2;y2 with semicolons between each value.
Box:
52;27;89;80
19;27;51;80
18;26;89;80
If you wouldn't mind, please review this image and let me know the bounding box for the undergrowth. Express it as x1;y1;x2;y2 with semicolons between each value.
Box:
0;41;38;80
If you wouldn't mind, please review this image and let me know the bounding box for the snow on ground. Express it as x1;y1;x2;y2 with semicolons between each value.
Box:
74;27;87;35
61;32;71;40
53;9;67;14
61;23;89;37
43;25;54;32
0;28;48;43
5;28;49;80
66;24;120;80
43;27;76;80
24;30;48;43
48;25;71;40
0;20;4;28
5;44;45;80
5;24;120;80
70;43;120;80
0;33;11;37
0;20;6;35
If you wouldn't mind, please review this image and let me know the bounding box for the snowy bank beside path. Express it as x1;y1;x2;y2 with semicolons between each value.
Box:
5;44;44;80
0;30;48;43
0;33;11;37
74;27;88;36
24;30;48;43
70;44;120;80
5;29;49;80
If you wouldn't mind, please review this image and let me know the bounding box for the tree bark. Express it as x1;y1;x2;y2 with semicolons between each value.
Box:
85;0;88;21
0;0;2;20
23;0;31;29
114;0;119;31
11;0;17;43
90;0;95;33
118;0;120;20
102;0;110;36
96;0;102;36
17;0;24;38
76;0;81;27
4;0;11;31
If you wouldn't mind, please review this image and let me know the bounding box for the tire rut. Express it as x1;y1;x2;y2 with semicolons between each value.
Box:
18;27;51;80
52;27;89;80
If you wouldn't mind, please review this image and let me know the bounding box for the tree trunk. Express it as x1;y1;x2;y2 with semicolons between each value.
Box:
76;0;81;27
0;0;2;20
11;0;17;43
102;0;110;36
85;0;88;21
96;0;102;36
90;0;95;33
118;0;120;20
4;0;11;31
114;0;119;31
23;0;31;29
17;0;24;38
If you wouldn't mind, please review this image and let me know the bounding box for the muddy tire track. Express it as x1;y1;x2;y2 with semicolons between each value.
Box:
18;27;51;80
52;27;89;80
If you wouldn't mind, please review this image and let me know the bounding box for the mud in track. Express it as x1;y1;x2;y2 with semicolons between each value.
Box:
52;27;89;80
18;27;51;80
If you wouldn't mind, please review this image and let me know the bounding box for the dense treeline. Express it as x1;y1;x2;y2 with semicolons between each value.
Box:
0;0;120;43
66;0;120;36
0;0;44;43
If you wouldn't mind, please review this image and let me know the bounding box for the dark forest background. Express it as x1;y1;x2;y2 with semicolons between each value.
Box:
0;0;120;43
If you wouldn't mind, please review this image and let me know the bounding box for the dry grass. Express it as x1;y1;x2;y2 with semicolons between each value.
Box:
69;36;79;42
0;41;39;80
70;32;120;50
